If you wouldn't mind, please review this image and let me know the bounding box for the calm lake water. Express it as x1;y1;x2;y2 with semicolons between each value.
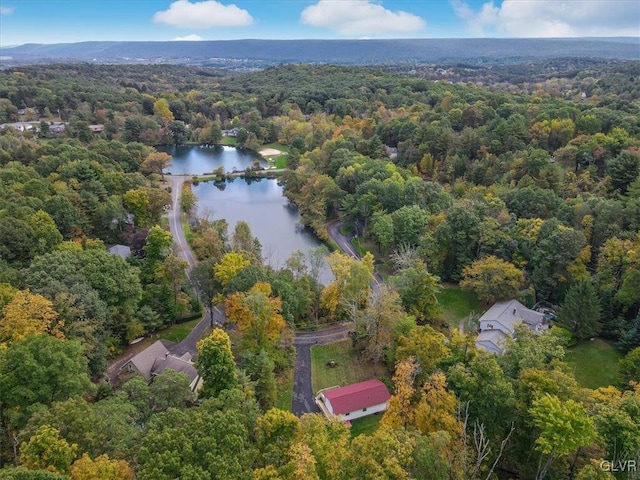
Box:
167;145;332;284
160;144;265;175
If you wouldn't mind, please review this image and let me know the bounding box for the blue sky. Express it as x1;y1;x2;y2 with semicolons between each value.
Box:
1;0;638;47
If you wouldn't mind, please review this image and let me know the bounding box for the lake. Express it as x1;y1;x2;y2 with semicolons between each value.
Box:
159;144;265;175
166;145;332;284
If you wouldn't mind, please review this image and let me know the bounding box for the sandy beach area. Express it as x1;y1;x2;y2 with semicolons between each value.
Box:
259;148;282;156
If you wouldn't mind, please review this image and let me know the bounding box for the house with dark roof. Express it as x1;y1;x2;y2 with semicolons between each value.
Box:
315;379;390;421
119;340;202;392
475;299;550;354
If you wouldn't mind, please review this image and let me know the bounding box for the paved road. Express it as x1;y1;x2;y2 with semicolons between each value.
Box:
291;324;351;416
326;219;383;287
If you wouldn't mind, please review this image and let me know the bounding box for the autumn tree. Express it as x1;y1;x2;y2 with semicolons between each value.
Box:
414;371;461;438
361;287;406;375
20;425;78;475
461;256;525;304
225;282;286;354
382;357;419;430
0;289;63;346
321;251;374;324
153;98;174;125
395;325;451;384
214;252;250;287
195;328;238;398
70;454;135;480
140;151;171;182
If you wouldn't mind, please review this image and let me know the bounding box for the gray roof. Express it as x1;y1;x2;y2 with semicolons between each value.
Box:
125;340;170;380
479;299;545;333
151;356;199;384
108;244;131;259
476;329;509;353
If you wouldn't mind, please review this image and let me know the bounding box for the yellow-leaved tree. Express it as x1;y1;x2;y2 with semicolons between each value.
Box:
225;282;286;353
0;289;63;346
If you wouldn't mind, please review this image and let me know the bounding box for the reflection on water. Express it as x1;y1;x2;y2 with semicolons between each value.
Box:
159;144;265;175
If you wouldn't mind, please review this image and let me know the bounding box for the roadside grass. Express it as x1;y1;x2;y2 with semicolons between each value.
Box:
311;340;383;394
181;214;194;244
565;338;622;389
275;368;294;412
157;318;202;343
349;414;383;438
437;283;483;329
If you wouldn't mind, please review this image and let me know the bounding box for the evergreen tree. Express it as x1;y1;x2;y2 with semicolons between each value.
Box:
556;280;601;340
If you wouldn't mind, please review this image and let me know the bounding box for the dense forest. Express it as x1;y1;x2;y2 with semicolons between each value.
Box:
0;60;639;480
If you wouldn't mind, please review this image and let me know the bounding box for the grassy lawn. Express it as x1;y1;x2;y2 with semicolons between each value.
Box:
349;414;383;438
437;283;483;329
311;340;383;394
275;368;294;412
565;338;622;389
157;318;202;343
219;137;237;145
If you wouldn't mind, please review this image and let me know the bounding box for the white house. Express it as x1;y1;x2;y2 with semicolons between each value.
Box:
475;299;550;354
315;379;390;421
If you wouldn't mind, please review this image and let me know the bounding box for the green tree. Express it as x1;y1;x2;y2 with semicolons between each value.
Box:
149;369;195;411
530;394;596;480
460;256;525;304
618;347;640;386
196;328;238;398
556;280;601;340
607;150;640;193
0;336;91;427
389;261;441;324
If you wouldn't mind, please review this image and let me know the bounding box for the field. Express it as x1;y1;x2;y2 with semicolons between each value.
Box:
565;338;622;389
311;340;382;394
348;414;383;437
437;283;483;330
157;318;202;343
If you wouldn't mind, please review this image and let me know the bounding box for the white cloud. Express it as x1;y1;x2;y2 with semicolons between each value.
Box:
172;34;204;41
301;0;426;35
153;0;253;29
0;6;15;15
451;0;640;37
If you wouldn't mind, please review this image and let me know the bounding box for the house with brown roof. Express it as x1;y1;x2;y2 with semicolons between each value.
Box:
315;379;390;421
119;340;202;392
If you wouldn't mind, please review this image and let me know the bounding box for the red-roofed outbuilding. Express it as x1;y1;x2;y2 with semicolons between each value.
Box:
316;379;391;421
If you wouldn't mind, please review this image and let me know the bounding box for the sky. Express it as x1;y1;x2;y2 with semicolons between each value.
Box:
0;0;639;47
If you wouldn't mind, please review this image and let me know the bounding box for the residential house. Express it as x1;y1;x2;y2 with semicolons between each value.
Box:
118;340;202;392
108;244;131;259
221;127;239;137
316;379;390;421
475;299;550;354
89;124;104;134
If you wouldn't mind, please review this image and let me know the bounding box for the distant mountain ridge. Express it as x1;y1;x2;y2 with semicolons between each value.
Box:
1;38;638;67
